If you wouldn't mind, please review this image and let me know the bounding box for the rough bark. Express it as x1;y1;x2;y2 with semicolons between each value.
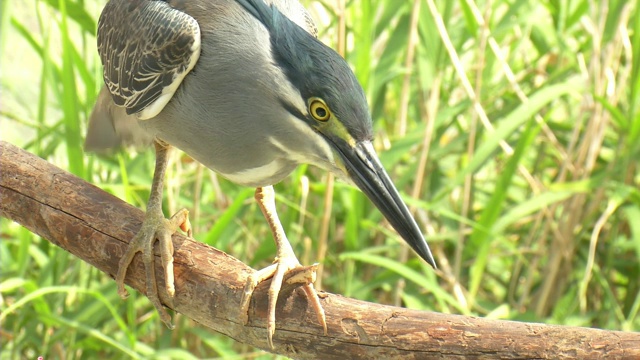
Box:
1;140;638;359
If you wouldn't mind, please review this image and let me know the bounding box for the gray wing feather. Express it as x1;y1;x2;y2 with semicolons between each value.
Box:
274;0;318;37
98;0;201;120
85;86;155;152
246;0;318;38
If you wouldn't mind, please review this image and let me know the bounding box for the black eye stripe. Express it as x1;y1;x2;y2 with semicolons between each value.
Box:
279;98;307;122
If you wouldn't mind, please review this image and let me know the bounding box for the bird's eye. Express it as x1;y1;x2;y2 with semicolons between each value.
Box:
309;98;331;122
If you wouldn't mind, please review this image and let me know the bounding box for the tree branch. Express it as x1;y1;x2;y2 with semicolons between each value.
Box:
1;140;638;359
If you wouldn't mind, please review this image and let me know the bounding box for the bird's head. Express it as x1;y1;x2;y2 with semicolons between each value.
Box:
238;0;436;268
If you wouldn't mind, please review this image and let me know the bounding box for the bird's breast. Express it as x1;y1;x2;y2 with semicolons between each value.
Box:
221;157;297;187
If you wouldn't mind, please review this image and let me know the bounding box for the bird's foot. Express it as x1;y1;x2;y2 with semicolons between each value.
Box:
115;207;191;329
240;255;327;349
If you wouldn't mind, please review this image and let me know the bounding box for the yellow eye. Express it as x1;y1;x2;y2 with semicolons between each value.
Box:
309;98;330;122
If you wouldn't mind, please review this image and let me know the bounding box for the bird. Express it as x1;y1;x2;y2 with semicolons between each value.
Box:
86;0;436;348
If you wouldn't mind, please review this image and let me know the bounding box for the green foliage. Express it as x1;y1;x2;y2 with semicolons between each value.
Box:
2;0;639;358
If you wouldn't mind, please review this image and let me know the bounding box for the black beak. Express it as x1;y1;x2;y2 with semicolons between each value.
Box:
334;140;436;268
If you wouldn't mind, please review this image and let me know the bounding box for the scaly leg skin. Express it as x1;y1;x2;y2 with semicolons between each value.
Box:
115;141;192;329
240;186;328;349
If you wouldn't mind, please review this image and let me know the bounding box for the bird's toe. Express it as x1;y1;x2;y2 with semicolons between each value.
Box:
115;207;190;329
241;256;326;348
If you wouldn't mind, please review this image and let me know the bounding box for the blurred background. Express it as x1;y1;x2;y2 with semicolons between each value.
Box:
1;0;639;358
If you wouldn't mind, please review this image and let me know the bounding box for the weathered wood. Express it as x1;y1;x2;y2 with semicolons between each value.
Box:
1;140;638;359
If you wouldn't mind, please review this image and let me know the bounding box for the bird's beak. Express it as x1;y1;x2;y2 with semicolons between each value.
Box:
333;140;436;268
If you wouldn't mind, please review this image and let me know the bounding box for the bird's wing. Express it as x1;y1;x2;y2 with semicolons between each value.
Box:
238;0;318;38
85;86;156;152
98;0;201;120
273;0;318;38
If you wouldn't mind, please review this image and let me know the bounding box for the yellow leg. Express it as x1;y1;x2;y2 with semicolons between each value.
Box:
115;141;191;328
240;185;327;348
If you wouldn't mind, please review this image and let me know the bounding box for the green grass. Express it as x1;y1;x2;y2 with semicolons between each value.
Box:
2;0;639;358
